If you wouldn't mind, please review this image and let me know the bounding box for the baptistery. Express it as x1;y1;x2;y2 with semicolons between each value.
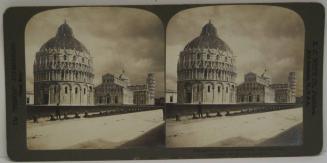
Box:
33;21;94;105
177;21;237;104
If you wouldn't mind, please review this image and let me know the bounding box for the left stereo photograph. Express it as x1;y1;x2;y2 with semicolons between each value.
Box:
25;7;165;150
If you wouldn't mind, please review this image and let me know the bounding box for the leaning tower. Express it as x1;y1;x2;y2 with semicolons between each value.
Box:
146;73;156;105
288;72;296;103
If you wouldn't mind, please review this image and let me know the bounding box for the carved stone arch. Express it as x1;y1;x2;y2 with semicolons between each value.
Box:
81;83;87;94
207;81;215;88
74;83;82;90
60;82;71;92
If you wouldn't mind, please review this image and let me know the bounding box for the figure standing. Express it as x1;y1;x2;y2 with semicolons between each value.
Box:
55;103;61;120
197;101;203;118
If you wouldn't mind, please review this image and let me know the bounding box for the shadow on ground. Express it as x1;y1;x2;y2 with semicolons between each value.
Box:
118;123;165;148
206;123;302;147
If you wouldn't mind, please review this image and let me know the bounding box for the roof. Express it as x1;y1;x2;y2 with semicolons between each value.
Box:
40;21;90;55
184;21;232;52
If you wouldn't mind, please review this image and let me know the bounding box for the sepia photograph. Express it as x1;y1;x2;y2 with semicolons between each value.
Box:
165;5;304;148
25;7;165;149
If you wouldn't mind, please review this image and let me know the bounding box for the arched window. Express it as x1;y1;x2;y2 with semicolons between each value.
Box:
257;95;260;102
216;55;219;60
75;87;78;94
84;88;86;94
208;85;211;92
207;55;210;60
64;55;67;60
65;87;68;94
226;87;228;93
197;53;201;60
218;86;221;93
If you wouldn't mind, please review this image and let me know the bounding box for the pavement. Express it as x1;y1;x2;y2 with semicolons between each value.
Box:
27;109;164;149
166;107;303;147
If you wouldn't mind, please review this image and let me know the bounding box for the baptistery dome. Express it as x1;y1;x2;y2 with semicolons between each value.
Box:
184;21;232;52
177;21;237;104
40;22;89;55
33;21;94;105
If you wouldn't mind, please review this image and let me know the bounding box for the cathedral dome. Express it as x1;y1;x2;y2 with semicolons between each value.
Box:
119;70;129;81
184;21;231;52
40;21;90;55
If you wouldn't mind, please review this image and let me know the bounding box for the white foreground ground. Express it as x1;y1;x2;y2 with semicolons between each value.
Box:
166;108;303;147
27;110;164;149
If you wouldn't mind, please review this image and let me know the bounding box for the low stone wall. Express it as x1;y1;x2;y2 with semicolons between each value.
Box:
165;103;301;119
27;105;163;119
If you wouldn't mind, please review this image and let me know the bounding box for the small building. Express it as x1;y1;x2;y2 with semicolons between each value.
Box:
165;90;177;103
128;84;150;105
270;84;292;103
26;91;34;105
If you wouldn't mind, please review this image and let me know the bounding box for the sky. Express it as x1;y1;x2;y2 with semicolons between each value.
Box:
25;7;165;97
166;5;304;96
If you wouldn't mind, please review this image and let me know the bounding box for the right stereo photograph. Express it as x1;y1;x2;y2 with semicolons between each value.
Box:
165;5;304;148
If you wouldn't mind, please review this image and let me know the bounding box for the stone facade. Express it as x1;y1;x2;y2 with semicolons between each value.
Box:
33;22;94;105
270;84;292;103
95;72;156;105
177;21;237;104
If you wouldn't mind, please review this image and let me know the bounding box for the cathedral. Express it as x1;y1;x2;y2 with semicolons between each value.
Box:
33;21;94;105
236;71;275;103
177;21;237;104
237;71;296;103
94;72;156;105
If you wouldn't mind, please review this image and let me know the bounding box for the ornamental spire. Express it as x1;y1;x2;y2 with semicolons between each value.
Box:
200;20;217;37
